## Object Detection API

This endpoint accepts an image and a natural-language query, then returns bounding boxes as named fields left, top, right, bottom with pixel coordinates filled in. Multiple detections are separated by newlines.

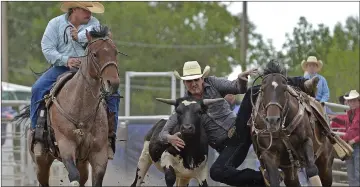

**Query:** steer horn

left=155, top=98, right=177, bottom=105
left=203, top=98, right=225, bottom=105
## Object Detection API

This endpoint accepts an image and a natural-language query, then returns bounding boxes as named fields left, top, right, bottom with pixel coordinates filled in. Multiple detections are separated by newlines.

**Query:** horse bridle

left=250, top=73, right=290, bottom=151
left=261, top=73, right=289, bottom=123
left=84, top=37, right=119, bottom=79
left=73, top=37, right=122, bottom=128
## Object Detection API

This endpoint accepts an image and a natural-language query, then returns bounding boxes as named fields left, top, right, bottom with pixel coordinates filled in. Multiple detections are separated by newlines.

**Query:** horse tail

left=12, top=105, right=31, bottom=125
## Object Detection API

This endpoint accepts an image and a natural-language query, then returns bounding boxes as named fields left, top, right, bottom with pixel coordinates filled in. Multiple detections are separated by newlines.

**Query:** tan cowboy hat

left=174, top=61, right=210, bottom=80
left=60, top=1, right=105, bottom=14
left=344, top=90, right=360, bottom=100
left=301, top=56, right=323, bottom=71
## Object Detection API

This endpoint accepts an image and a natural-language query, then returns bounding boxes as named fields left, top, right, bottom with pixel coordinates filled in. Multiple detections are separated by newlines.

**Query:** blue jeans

left=30, top=66, right=120, bottom=132
left=346, top=143, right=360, bottom=186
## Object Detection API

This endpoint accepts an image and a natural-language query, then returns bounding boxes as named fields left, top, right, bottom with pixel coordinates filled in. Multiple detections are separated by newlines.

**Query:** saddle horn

left=155, top=98, right=177, bottom=105
left=202, top=98, right=224, bottom=106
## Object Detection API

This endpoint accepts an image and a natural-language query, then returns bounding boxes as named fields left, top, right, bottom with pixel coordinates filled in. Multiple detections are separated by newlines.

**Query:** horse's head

left=156, top=97, right=224, bottom=138
left=260, top=60, right=289, bottom=131
left=83, top=25, right=123, bottom=94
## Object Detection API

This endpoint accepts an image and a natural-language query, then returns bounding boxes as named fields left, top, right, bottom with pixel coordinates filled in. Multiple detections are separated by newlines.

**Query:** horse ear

left=108, top=31, right=113, bottom=39
left=86, top=29, right=92, bottom=42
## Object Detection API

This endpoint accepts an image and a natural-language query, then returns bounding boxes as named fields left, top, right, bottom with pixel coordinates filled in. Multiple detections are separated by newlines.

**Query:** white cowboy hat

left=301, top=56, right=323, bottom=71
left=60, top=1, right=105, bottom=14
left=344, top=90, right=360, bottom=100
left=174, top=61, right=210, bottom=81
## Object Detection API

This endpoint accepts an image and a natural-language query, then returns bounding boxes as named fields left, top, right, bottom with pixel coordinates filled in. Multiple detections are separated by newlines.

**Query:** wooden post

left=2, top=1, right=9, bottom=82
left=240, top=1, right=248, bottom=72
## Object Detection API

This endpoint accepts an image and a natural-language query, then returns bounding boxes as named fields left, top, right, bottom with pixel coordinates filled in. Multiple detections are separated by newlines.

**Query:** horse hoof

left=70, top=181, right=80, bottom=186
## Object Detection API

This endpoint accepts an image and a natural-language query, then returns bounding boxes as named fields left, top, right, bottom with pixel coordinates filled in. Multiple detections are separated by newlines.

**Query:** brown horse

left=249, top=62, right=334, bottom=187
left=15, top=26, right=121, bottom=187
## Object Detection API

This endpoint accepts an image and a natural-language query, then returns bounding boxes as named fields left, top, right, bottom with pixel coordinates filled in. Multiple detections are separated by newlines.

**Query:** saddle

left=287, top=86, right=353, bottom=160
left=34, top=70, right=76, bottom=158
left=45, top=71, right=77, bottom=108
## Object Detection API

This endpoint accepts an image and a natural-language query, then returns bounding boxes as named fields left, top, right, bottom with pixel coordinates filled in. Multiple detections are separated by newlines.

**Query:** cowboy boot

left=107, top=111, right=116, bottom=160
left=304, top=76, right=319, bottom=97
left=33, top=103, right=47, bottom=156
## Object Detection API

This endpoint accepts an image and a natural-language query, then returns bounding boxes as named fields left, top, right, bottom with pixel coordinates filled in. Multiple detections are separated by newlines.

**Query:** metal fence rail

left=1, top=100, right=352, bottom=186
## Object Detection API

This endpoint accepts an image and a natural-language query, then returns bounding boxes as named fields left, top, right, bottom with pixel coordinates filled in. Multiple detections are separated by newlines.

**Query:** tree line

left=6, top=1, right=359, bottom=115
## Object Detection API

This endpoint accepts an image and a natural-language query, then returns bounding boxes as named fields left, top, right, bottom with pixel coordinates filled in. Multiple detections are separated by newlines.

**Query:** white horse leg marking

left=70, top=181, right=80, bottom=186
left=135, top=141, right=152, bottom=186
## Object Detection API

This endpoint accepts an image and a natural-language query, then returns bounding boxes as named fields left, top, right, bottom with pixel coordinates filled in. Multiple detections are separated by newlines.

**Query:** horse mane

left=263, top=59, right=286, bottom=76
left=89, top=25, right=109, bottom=39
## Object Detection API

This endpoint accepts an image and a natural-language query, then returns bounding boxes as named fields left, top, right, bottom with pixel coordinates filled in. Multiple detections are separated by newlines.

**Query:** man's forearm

left=158, top=114, right=178, bottom=143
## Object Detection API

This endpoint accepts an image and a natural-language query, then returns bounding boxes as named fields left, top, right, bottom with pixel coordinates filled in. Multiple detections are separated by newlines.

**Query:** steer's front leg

left=196, top=163, right=208, bottom=187
left=164, top=165, right=176, bottom=187
left=161, top=151, right=177, bottom=187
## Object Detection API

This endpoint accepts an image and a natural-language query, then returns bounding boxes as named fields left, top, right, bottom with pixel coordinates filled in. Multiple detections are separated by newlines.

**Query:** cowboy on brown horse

left=29, top=2, right=120, bottom=160
left=15, top=21, right=124, bottom=187
left=248, top=61, right=350, bottom=186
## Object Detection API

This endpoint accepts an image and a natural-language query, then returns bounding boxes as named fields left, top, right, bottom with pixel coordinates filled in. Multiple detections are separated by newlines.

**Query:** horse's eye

left=93, top=53, right=97, bottom=57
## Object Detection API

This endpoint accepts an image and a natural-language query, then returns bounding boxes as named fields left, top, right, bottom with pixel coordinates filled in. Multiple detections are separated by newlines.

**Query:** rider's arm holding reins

left=41, top=18, right=68, bottom=67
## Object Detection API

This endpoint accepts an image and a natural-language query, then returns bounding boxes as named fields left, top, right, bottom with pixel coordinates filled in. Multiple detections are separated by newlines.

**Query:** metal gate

left=1, top=100, right=351, bottom=186
left=1, top=101, right=70, bottom=186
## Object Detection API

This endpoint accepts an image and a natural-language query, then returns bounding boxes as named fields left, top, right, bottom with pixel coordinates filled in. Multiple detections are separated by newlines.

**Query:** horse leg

left=28, top=127, right=54, bottom=187
left=131, top=141, right=152, bottom=187
left=89, top=147, right=108, bottom=187
left=76, top=160, right=89, bottom=187
left=35, top=154, right=54, bottom=187
left=260, top=151, right=280, bottom=186
left=281, top=167, right=301, bottom=187
left=303, top=137, right=322, bottom=186
left=58, top=139, right=80, bottom=186
left=315, top=142, right=334, bottom=187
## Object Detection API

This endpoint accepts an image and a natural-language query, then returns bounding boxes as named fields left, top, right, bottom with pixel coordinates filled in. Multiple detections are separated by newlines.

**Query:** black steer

left=131, top=97, right=224, bottom=187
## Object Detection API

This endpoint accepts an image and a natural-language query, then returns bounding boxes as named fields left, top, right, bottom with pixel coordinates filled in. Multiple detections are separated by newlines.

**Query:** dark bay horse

left=14, top=26, right=121, bottom=187
left=250, top=62, right=334, bottom=187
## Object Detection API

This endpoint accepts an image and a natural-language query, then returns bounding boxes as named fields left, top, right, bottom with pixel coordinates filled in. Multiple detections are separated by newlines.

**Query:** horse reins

left=250, top=73, right=290, bottom=151
left=250, top=73, right=304, bottom=178
left=52, top=37, right=120, bottom=129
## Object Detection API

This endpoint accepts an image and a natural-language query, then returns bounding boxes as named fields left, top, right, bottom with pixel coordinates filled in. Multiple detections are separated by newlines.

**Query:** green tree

left=279, top=16, right=359, bottom=103
left=6, top=1, right=275, bottom=115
